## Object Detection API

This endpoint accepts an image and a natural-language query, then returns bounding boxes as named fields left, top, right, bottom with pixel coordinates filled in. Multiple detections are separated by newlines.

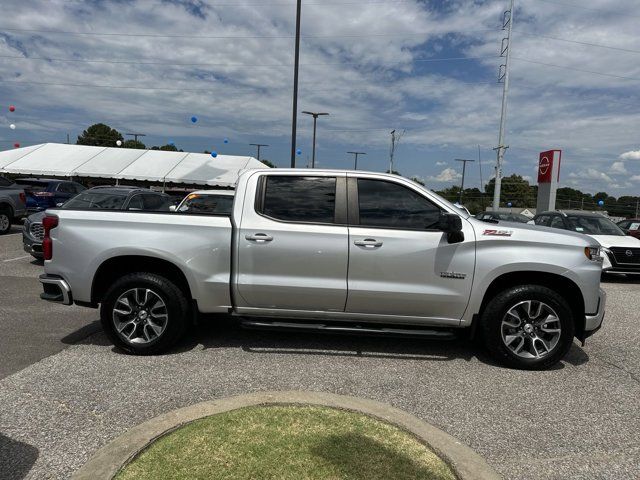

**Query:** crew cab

left=39, top=170, right=606, bottom=370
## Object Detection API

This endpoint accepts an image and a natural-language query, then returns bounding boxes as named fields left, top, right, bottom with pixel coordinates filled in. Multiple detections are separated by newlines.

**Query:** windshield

left=177, top=194, right=234, bottom=214
left=566, top=215, right=625, bottom=236
left=62, top=192, right=127, bottom=210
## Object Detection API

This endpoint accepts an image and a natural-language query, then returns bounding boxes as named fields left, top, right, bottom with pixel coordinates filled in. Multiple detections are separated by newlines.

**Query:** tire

left=0, top=206, right=12, bottom=235
left=481, top=285, right=575, bottom=370
left=100, top=272, right=189, bottom=355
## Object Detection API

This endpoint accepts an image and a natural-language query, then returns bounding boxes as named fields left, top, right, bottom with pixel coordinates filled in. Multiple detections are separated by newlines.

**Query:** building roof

left=0, top=143, right=267, bottom=187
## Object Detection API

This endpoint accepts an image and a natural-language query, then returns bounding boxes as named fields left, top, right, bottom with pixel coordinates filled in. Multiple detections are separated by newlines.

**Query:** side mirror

left=438, top=212, right=462, bottom=233
left=169, top=205, right=176, bottom=212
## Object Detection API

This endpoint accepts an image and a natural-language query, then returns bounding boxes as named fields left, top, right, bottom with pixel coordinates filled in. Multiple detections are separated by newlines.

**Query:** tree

left=151, top=144, right=182, bottom=152
left=122, top=139, right=146, bottom=149
left=261, top=160, right=276, bottom=168
left=484, top=174, right=535, bottom=207
left=76, top=123, right=123, bottom=147
left=410, top=176, right=425, bottom=186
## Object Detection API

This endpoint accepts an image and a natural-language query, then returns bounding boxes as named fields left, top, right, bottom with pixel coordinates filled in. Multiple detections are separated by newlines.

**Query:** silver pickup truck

left=39, top=169, right=606, bottom=370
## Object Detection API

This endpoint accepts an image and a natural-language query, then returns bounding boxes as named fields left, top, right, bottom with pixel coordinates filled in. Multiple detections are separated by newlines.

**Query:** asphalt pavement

left=0, top=231, right=638, bottom=480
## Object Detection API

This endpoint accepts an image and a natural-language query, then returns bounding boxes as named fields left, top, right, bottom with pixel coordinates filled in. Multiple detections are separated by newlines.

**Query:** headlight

left=584, top=246, right=602, bottom=261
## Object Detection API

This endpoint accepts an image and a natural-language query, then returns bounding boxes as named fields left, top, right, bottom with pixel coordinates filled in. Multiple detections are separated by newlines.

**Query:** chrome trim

left=39, top=275, right=72, bottom=305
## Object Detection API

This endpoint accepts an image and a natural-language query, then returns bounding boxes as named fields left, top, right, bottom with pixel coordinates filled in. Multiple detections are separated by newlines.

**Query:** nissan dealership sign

left=536, top=149, right=562, bottom=212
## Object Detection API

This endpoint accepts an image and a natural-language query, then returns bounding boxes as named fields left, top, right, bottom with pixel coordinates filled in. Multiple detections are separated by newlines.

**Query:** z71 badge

left=482, top=229, right=513, bottom=237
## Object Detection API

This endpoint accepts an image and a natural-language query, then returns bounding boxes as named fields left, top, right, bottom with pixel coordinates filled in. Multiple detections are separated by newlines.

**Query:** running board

left=240, top=320, right=458, bottom=340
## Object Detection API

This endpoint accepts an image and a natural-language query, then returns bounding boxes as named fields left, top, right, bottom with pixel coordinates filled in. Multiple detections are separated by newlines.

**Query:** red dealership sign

left=538, top=150, right=561, bottom=183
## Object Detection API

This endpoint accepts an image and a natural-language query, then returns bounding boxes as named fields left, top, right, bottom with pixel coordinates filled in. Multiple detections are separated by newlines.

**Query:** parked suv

left=533, top=210, right=640, bottom=275
left=0, top=175, right=27, bottom=235
left=617, top=219, right=640, bottom=240
left=476, top=211, right=531, bottom=223
left=23, top=186, right=171, bottom=258
left=15, top=178, right=85, bottom=213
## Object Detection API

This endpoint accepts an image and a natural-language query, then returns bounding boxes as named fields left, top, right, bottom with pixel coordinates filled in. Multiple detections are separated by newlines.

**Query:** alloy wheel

left=112, top=288, right=168, bottom=345
left=501, top=300, right=561, bottom=359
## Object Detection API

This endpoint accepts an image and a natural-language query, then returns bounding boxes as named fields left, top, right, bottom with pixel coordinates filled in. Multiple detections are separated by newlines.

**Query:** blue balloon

left=507, top=202, right=512, bottom=207
left=211, top=151, right=218, bottom=158
left=598, top=200, right=604, bottom=206
left=223, top=138, right=229, bottom=144
left=168, top=141, right=175, bottom=146
left=191, top=116, right=198, bottom=123
left=296, top=149, right=302, bottom=155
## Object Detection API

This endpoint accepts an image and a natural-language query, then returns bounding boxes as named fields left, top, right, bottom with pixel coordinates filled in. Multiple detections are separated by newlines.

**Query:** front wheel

left=0, top=207, right=11, bottom=235
left=100, top=272, right=189, bottom=355
left=481, top=285, right=575, bottom=370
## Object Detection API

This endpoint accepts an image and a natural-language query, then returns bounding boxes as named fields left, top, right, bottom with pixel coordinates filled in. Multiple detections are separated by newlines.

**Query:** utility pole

left=249, top=143, right=269, bottom=161
left=636, top=198, right=639, bottom=218
left=126, top=132, right=146, bottom=144
left=389, top=129, right=405, bottom=173
left=302, top=111, right=329, bottom=168
left=290, top=0, right=302, bottom=168
left=455, top=159, right=475, bottom=205
left=478, top=145, right=485, bottom=211
left=493, top=0, right=515, bottom=210
left=66, top=133, right=70, bottom=144
left=347, top=151, right=366, bottom=170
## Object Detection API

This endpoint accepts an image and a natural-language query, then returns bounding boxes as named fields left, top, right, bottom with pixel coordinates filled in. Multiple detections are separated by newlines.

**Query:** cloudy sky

left=1, top=0, right=639, bottom=196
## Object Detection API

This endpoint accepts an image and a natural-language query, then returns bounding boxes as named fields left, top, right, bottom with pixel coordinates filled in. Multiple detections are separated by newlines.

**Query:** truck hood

left=470, top=219, right=595, bottom=247
left=587, top=234, right=640, bottom=248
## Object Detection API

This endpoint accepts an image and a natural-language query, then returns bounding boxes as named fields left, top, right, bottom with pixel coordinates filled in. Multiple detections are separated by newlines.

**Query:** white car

left=171, top=189, right=234, bottom=215
left=533, top=210, right=640, bottom=275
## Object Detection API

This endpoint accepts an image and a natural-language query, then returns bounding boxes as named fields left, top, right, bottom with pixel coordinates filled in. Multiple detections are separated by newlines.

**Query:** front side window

left=261, top=176, right=336, bottom=223
left=550, top=216, right=565, bottom=229
left=141, top=194, right=170, bottom=211
left=535, top=215, right=551, bottom=226
left=357, top=179, right=441, bottom=230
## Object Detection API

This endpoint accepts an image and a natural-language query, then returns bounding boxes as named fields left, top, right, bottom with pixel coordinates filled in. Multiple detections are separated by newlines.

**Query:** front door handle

left=354, top=238, right=383, bottom=248
left=245, top=233, right=273, bottom=242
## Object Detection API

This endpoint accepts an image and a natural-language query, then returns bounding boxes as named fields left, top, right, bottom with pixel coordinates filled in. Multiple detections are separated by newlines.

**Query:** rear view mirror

left=438, top=212, right=462, bottom=233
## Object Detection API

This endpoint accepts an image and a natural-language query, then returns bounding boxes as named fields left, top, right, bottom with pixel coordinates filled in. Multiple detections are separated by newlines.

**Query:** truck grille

left=610, top=247, right=640, bottom=265
left=29, top=222, right=45, bottom=241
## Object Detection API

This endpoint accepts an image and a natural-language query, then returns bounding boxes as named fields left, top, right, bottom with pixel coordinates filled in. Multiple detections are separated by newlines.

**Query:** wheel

left=0, top=207, right=11, bottom=235
left=481, top=285, right=575, bottom=370
left=100, top=272, right=189, bottom=355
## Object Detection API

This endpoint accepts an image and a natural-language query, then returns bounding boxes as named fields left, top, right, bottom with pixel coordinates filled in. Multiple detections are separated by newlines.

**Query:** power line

left=515, top=31, right=640, bottom=55
left=512, top=57, right=640, bottom=81
left=532, top=0, right=640, bottom=19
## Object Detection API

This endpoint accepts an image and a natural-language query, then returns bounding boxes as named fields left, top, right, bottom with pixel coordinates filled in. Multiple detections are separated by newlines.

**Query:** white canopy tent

left=0, top=143, right=267, bottom=187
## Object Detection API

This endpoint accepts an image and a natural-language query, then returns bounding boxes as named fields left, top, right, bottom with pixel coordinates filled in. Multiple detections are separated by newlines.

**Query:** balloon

left=191, top=116, right=198, bottom=123
left=168, top=141, right=175, bottom=146
left=223, top=138, right=229, bottom=144
left=9, top=124, right=15, bottom=130
left=296, top=149, right=302, bottom=155
left=13, top=143, right=20, bottom=148
left=8, top=105, right=15, bottom=112
left=116, top=140, right=122, bottom=146
left=211, top=151, right=218, bottom=158
left=507, top=202, right=512, bottom=207
left=598, top=200, right=604, bottom=206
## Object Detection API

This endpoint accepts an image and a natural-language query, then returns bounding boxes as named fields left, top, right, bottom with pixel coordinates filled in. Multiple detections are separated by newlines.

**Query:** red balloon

left=9, top=105, right=15, bottom=112
left=14, top=143, right=20, bottom=148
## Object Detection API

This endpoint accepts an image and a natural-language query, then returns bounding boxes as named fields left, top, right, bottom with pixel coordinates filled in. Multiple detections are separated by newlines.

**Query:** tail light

left=19, top=192, right=26, bottom=204
left=42, top=215, right=59, bottom=260
left=32, top=191, right=55, bottom=197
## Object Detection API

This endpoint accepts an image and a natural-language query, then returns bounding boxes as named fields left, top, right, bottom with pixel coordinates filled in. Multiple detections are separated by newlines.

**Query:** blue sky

left=1, top=0, right=639, bottom=196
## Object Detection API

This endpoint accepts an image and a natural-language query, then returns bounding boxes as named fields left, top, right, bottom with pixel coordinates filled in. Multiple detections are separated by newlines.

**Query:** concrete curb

left=72, top=391, right=501, bottom=480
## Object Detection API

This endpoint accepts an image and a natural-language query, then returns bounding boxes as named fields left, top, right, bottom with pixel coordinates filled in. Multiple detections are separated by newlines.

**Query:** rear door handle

left=245, top=233, right=273, bottom=242
left=354, top=238, right=383, bottom=248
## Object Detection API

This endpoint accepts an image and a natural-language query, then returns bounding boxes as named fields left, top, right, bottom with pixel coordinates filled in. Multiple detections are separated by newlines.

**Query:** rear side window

left=550, top=216, right=565, bottom=229
left=63, top=192, right=127, bottom=210
left=141, top=194, right=170, bottom=211
left=261, top=176, right=336, bottom=223
left=56, top=183, right=77, bottom=194
left=357, top=179, right=441, bottom=230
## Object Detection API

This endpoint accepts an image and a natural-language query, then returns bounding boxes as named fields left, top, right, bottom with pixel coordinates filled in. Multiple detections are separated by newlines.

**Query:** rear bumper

left=39, top=274, right=72, bottom=305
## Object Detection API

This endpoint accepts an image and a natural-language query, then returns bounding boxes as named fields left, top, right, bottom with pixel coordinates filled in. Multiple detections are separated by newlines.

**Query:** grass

left=115, top=405, right=456, bottom=480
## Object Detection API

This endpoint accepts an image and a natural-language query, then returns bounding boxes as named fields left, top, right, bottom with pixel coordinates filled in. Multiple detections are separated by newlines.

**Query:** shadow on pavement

left=60, top=320, right=101, bottom=345
left=0, top=433, right=39, bottom=480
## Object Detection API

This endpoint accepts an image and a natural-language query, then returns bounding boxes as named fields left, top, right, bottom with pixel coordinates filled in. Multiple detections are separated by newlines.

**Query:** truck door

left=235, top=173, right=349, bottom=312
left=345, top=176, right=475, bottom=322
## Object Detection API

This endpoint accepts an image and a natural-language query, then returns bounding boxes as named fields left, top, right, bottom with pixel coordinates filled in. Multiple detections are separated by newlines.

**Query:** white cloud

left=569, top=168, right=613, bottom=183
left=428, top=168, right=461, bottom=183
left=631, top=175, right=640, bottom=181
left=620, top=150, right=640, bottom=161
left=611, top=161, right=628, bottom=174
left=435, top=161, right=447, bottom=166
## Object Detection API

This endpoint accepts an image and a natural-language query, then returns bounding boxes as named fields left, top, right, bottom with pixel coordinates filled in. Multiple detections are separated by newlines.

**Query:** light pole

left=290, top=0, right=302, bottom=168
left=249, top=143, right=269, bottom=161
left=347, top=151, right=366, bottom=170
left=302, top=111, right=329, bottom=168
left=455, top=158, right=475, bottom=205
left=126, top=132, right=146, bottom=144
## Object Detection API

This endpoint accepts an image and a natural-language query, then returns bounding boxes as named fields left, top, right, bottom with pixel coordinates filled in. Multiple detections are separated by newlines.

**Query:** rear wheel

left=0, top=206, right=12, bottom=235
left=481, top=285, right=575, bottom=370
left=100, top=272, right=189, bottom=355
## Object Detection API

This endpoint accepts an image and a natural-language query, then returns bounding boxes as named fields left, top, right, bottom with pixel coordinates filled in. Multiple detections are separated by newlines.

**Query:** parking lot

left=0, top=230, right=639, bottom=480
